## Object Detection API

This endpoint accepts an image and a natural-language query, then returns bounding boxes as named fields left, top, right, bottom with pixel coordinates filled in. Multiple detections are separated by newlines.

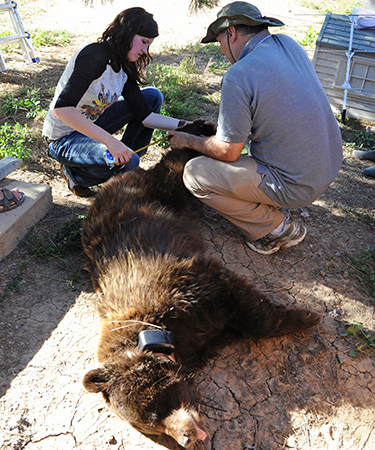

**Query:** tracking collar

left=138, top=329, right=175, bottom=356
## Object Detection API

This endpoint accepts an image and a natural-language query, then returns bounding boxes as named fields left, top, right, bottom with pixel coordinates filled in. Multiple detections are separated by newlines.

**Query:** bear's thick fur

left=82, top=120, right=321, bottom=449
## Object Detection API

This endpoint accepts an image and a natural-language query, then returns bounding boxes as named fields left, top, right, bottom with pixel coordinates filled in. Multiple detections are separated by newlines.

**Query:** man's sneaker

left=246, top=216, right=307, bottom=255
left=362, top=166, right=375, bottom=178
left=353, top=149, right=375, bottom=162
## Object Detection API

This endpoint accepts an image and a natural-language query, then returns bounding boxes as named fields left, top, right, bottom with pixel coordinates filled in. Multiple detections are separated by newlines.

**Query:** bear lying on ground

left=81, top=120, right=321, bottom=449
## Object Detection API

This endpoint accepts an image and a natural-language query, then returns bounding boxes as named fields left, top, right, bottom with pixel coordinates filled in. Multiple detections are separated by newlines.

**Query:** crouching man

left=169, top=1, right=342, bottom=255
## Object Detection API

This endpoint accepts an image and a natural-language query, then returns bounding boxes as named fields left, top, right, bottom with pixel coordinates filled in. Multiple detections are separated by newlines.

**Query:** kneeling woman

left=43, top=7, right=184, bottom=197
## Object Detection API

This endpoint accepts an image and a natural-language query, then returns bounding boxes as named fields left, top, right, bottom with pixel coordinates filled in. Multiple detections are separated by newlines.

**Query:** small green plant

left=24, top=216, right=84, bottom=261
left=339, top=206, right=375, bottom=226
left=297, top=27, right=320, bottom=48
left=147, top=62, right=208, bottom=119
left=0, top=31, right=18, bottom=53
left=159, top=41, right=229, bottom=75
left=341, top=321, right=375, bottom=357
left=30, top=28, right=71, bottom=47
left=202, top=43, right=230, bottom=74
left=346, top=248, right=375, bottom=300
left=1, top=218, right=84, bottom=302
left=0, top=123, right=32, bottom=160
left=0, top=29, right=70, bottom=53
left=1, top=88, right=42, bottom=119
left=300, top=0, right=361, bottom=14
left=353, top=130, right=375, bottom=150
left=208, top=58, right=231, bottom=74
left=0, top=261, right=28, bottom=305
left=179, top=56, right=199, bottom=75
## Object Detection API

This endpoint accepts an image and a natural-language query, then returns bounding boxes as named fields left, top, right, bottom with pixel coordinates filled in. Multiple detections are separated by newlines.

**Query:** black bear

left=82, top=121, right=321, bottom=449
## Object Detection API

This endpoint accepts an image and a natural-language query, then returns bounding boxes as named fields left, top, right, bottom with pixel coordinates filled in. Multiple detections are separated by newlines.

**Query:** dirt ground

left=0, top=1, right=375, bottom=449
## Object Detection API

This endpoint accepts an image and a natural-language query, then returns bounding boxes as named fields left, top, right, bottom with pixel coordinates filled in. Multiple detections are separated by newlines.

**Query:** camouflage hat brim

left=201, top=2, right=284, bottom=43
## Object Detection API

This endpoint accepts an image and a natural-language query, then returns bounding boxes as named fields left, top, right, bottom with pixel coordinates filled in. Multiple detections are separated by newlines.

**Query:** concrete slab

left=0, top=156, right=23, bottom=181
left=0, top=179, right=52, bottom=261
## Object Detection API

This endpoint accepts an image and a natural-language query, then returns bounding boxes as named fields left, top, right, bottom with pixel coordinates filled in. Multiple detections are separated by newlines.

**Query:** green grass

left=346, top=248, right=375, bottom=301
left=146, top=43, right=226, bottom=137
left=1, top=88, right=42, bottom=119
left=0, top=31, right=18, bottom=53
left=193, top=42, right=230, bottom=75
left=0, top=29, right=70, bottom=52
left=24, top=216, right=84, bottom=261
left=0, top=88, right=43, bottom=160
left=20, top=217, right=86, bottom=291
left=0, top=217, right=84, bottom=304
left=146, top=51, right=220, bottom=143
left=300, top=0, right=362, bottom=14
left=339, top=206, right=374, bottom=227
left=30, top=28, right=71, bottom=47
left=147, top=61, right=210, bottom=120
left=0, top=122, right=32, bottom=160
left=341, top=124, right=375, bottom=161
left=0, top=261, right=28, bottom=306
left=297, top=26, right=320, bottom=48
left=340, top=247, right=375, bottom=355
left=158, top=41, right=230, bottom=75
left=352, top=130, right=375, bottom=150
left=207, top=58, right=231, bottom=74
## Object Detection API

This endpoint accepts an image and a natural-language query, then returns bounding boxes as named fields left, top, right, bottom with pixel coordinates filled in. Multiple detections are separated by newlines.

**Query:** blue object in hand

left=103, top=150, right=115, bottom=167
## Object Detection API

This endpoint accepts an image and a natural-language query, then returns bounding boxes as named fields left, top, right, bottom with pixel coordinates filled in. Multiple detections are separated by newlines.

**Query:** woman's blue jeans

left=48, top=87, right=163, bottom=187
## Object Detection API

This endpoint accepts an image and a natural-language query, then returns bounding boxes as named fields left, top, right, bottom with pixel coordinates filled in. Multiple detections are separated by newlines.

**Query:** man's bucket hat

left=201, top=1, right=284, bottom=43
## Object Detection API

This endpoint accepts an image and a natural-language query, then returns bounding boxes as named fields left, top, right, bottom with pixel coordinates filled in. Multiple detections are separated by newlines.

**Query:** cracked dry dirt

left=0, top=1, right=375, bottom=449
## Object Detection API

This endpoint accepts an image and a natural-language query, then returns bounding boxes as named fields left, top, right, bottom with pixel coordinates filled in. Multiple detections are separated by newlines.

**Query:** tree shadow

left=0, top=201, right=92, bottom=398
left=0, top=56, right=66, bottom=88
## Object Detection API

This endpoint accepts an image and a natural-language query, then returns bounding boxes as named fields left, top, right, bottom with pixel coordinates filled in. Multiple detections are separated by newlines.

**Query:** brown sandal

left=0, top=188, right=25, bottom=212
left=60, top=165, right=96, bottom=198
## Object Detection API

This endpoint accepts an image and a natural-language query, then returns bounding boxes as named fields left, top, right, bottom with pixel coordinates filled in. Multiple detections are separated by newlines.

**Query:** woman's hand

left=106, top=140, right=134, bottom=165
left=54, top=106, right=135, bottom=165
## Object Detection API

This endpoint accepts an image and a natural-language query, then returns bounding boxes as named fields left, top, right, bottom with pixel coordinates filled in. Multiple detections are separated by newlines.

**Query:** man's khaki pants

left=183, top=155, right=285, bottom=241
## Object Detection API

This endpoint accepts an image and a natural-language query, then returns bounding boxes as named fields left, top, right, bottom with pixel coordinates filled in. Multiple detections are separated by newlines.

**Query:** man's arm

left=168, top=130, right=244, bottom=162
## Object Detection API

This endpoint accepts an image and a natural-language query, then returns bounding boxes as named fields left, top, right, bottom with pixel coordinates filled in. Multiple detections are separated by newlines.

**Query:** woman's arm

left=54, top=107, right=134, bottom=165
left=142, top=112, right=181, bottom=130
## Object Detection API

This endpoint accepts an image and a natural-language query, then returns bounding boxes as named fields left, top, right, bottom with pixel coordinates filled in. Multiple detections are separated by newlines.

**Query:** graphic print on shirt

left=81, top=82, right=119, bottom=121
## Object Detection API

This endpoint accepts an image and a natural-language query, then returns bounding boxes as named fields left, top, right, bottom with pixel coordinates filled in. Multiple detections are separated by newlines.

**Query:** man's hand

left=168, top=130, right=192, bottom=150
left=169, top=128, right=245, bottom=162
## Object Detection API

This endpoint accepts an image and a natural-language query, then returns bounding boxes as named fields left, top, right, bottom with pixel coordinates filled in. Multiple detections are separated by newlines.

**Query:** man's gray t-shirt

left=217, top=30, right=343, bottom=208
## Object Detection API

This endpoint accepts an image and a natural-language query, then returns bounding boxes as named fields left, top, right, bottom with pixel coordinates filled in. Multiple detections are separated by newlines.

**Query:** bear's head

left=83, top=350, right=207, bottom=448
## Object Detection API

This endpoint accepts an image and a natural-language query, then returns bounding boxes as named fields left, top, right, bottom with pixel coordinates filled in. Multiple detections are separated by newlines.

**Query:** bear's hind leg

left=227, top=276, right=321, bottom=339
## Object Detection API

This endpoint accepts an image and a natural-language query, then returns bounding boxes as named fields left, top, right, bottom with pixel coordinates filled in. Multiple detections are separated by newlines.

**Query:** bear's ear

left=83, top=368, right=111, bottom=393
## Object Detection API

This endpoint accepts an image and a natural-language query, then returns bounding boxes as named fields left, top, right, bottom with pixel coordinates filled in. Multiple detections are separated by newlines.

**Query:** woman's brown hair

left=100, top=7, right=158, bottom=84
